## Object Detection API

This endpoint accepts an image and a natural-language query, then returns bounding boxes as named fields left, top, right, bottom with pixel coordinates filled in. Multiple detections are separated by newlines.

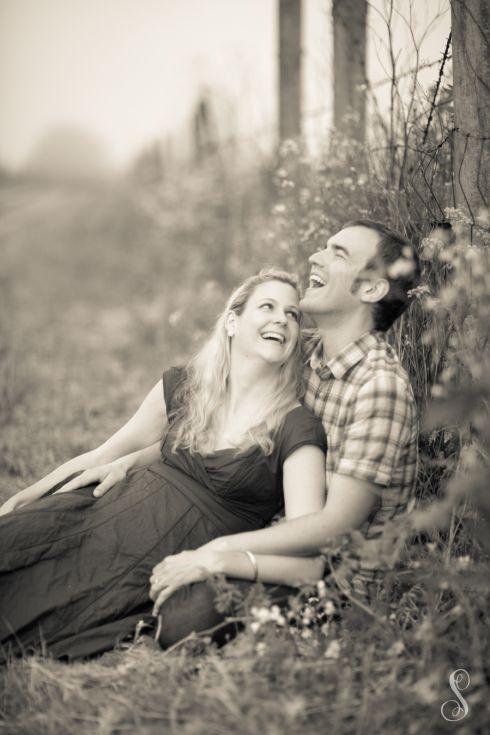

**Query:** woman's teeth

left=261, top=332, right=285, bottom=343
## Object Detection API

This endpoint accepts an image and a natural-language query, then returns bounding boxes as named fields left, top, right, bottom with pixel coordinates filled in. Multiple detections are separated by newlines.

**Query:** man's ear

left=359, top=278, right=390, bottom=304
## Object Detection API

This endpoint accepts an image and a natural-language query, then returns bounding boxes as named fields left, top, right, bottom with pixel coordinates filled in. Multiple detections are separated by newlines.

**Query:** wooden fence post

left=278, top=0, right=302, bottom=141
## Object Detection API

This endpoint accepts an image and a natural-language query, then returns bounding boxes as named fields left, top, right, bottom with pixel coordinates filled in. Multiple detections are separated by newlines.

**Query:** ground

left=0, top=177, right=487, bottom=735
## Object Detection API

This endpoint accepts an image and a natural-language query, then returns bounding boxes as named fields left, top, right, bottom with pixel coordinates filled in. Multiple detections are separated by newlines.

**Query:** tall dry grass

left=1, top=117, right=489, bottom=732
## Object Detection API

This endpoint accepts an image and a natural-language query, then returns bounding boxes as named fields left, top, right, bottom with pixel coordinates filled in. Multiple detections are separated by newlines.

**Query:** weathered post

left=332, top=0, right=367, bottom=141
left=278, top=0, right=302, bottom=140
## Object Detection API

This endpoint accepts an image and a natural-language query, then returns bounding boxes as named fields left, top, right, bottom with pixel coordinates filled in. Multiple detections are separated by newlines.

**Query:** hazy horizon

left=0, top=0, right=449, bottom=174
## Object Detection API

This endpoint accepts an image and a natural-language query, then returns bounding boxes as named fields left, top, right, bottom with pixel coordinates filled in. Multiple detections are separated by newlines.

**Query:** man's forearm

left=209, top=474, right=378, bottom=556
left=212, top=513, right=336, bottom=556
left=214, top=551, right=325, bottom=586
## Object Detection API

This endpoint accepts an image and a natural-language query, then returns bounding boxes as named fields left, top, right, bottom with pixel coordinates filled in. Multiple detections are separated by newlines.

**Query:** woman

left=0, top=269, right=326, bottom=660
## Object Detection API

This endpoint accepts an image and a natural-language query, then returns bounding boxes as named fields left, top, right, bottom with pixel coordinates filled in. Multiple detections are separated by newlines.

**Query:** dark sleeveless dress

left=0, top=368, right=326, bottom=661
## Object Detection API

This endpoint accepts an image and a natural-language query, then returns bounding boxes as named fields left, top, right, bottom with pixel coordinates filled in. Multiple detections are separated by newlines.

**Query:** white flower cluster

left=249, top=604, right=287, bottom=633
left=248, top=581, right=337, bottom=638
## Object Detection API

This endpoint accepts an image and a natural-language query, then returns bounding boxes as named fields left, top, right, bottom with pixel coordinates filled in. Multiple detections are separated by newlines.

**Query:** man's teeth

left=262, top=332, right=285, bottom=343
left=309, top=274, right=327, bottom=289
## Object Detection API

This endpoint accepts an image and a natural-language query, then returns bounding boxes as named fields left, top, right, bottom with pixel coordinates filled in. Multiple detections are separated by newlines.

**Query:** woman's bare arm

left=0, top=379, right=168, bottom=514
left=149, top=444, right=328, bottom=606
left=209, top=444, right=327, bottom=582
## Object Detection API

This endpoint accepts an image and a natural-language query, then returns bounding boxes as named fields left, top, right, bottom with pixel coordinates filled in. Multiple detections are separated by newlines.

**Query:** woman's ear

left=225, top=313, right=236, bottom=337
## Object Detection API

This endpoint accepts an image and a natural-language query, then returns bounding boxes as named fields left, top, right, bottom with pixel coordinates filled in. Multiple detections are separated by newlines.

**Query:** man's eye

left=287, top=311, right=299, bottom=321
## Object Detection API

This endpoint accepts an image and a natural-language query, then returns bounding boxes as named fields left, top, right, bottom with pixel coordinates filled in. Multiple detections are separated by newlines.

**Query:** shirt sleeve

left=277, top=407, right=327, bottom=467
left=336, top=372, right=415, bottom=486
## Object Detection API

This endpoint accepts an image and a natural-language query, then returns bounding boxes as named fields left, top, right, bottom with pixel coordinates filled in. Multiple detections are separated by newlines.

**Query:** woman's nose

left=273, top=311, right=287, bottom=325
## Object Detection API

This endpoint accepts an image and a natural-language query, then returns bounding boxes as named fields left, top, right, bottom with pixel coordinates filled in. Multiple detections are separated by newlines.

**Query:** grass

left=0, top=169, right=489, bottom=734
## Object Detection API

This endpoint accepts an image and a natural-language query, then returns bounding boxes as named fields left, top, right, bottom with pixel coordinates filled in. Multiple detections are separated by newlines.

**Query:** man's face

left=300, top=225, right=381, bottom=317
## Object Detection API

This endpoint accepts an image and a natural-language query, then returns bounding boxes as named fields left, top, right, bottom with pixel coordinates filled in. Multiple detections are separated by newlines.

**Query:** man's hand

left=53, top=460, right=129, bottom=498
left=149, top=549, right=223, bottom=616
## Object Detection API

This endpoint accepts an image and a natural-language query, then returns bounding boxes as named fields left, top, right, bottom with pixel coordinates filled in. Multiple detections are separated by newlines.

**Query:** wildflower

left=324, top=639, right=341, bottom=659
left=449, top=604, right=463, bottom=617
left=387, top=640, right=405, bottom=657
left=324, top=600, right=335, bottom=616
left=387, top=257, right=416, bottom=279
left=475, top=207, right=489, bottom=227
left=280, top=139, right=299, bottom=156
left=316, top=580, right=327, bottom=598
left=407, top=284, right=431, bottom=300
left=431, top=384, right=444, bottom=398
left=273, top=203, right=287, bottom=214
left=256, top=641, right=267, bottom=656
left=250, top=621, right=261, bottom=634
left=456, top=555, right=471, bottom=568
left=168, top=310, right=182, bottom=327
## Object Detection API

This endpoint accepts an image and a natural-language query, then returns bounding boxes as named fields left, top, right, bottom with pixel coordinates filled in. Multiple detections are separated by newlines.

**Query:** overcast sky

left=0, top=0, right=450, bottom=171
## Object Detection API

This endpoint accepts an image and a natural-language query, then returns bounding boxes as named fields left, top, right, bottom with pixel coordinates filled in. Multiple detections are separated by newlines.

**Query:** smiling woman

left=0, top=268, right=327, bottom=661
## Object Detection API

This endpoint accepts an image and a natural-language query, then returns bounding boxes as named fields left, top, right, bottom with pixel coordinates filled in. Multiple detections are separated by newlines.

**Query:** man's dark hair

left=344, top=219, right=421, bottom=331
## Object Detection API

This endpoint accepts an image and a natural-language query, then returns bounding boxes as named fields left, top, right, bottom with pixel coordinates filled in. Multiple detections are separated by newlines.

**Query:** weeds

left=1, top=101, right=489, bottom=735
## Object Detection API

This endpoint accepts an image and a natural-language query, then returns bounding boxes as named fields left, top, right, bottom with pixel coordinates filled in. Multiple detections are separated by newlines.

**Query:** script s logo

left=440, top=669, right=470, bottom=722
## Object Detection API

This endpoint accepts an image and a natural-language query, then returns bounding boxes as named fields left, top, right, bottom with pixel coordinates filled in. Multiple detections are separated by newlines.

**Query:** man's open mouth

left=261, top=331, right=286, bottom=344
left=309, top=274, right=328, bottom=289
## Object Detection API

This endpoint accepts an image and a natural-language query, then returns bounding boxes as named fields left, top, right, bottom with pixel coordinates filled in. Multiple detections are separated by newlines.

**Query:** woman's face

left=230, top=280, right=301, bottom=365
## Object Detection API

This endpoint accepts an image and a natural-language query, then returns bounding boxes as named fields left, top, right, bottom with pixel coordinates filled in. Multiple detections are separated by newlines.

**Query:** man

left=151, top=220, right=420, bottom=643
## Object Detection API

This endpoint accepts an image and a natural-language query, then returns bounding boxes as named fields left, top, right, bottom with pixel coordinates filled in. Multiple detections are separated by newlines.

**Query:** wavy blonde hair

left=170, top=269, right=304, bottom=455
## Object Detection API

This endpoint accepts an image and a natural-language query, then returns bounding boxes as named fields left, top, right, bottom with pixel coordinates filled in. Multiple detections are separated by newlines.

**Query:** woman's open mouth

left=261, top=331, right=286, bottom=344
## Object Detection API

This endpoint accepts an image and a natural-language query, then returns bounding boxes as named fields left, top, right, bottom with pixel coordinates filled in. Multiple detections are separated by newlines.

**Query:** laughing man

left=150, top=220, right=421, bottom=643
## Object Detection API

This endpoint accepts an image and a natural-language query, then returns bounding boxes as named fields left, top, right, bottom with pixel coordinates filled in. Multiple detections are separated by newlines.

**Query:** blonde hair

left=171, top=269, right=303, bottom=455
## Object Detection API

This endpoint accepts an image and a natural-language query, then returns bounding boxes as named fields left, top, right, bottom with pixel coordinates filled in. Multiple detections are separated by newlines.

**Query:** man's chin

left=299, top=296, right=327, bottom=315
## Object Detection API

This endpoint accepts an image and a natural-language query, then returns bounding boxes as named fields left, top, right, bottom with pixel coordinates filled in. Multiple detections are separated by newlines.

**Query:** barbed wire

left=423, top=33, right=452, bottom=144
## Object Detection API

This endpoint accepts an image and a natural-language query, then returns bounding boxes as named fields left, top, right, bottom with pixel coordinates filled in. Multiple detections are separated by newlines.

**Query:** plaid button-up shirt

left=302, top=330, right=418, bottom=597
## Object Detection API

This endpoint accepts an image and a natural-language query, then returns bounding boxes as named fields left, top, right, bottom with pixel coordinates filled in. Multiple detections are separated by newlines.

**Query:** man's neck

left=312, top=312, right=374, bottom=362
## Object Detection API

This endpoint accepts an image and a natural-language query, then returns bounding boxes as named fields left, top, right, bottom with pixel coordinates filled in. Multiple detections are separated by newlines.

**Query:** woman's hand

left=53, top=459, right=129, bottom=498
left=149, top=549, right=223, bottom=616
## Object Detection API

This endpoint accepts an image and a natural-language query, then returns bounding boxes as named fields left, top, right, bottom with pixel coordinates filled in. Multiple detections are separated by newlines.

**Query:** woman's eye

left=260, top=303, right=273, bottom=310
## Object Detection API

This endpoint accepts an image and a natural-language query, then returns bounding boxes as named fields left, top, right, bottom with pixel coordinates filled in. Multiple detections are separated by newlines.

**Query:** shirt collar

left=309, top=330, right=380, bottom=380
